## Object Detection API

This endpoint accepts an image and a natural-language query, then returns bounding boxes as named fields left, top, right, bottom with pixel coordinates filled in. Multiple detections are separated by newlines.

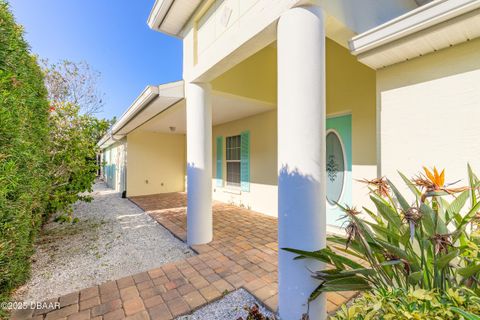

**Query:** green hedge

left=0, top=0, right=51, bottom=312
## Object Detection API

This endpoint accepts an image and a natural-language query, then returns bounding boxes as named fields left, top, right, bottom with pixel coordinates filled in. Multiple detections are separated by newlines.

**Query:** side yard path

left=12, top=182, right=193, bottom=307
left=13, top=191, right=358, bottom=320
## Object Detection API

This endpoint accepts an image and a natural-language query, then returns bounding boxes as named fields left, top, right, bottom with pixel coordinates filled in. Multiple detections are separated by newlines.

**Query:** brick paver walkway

left=13, top=193, right=356, bottom=320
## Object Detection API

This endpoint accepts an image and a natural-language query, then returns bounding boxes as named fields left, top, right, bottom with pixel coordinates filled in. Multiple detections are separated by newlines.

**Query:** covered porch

left=128, top=192, right=358, bottom=314
left=179, top=6, right=377, bottom=319
left=100, top=3, right=378, bottom=318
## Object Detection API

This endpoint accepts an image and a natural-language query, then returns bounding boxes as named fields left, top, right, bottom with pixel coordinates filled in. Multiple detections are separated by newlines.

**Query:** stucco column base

left=186, top=82, right=213, bottom=245
left=277, top=6, right=327, bottom=320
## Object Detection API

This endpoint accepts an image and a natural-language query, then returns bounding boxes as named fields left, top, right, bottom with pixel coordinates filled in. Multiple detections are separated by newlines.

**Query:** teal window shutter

left=240, top=131, right=250, bottom=192
left=216, top=136, right=223, bottom=187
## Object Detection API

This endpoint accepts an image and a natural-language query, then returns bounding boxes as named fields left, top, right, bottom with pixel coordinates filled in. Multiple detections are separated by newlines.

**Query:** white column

left=186, top=82, right=213, bottom=245
left=277, top=6, right=326, bottom=320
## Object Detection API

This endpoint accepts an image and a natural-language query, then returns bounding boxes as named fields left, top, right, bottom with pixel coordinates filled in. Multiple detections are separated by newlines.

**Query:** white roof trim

left=147, top=0, right=176, bottom=35
left=110, top=86, right=159, bottom=135
left=98, top=81, right=184, bottom=149
left=148, top=0, right=203, bottom=38
left=350, top=0, right=480, bottom=55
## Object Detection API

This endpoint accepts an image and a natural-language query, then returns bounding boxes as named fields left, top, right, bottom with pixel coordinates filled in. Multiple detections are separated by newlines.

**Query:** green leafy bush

left=0, top=3, right=110, bottom=316
left=0, top=0, right=50, bottom=314
left=47, top=103, right=109, bottom=221
left=284, top=165, right=480, bottom=318
left=332, top=287, right=480, bottom=320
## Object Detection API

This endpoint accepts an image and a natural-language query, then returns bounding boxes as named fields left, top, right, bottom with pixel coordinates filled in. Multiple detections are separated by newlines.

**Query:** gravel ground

left=177, top=289, right=276, bottom=320
left=13, top=181, right=194, bottom=303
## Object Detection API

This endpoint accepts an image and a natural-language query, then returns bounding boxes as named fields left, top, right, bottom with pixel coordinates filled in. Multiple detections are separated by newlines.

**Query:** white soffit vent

left=350, top=0, right=480, bottom=69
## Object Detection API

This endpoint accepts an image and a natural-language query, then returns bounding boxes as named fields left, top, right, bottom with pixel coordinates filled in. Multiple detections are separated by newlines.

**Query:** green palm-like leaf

left=364, top=222, right=400, bottom=242
left=446, top=190, right=469, bottom=224
left=407, top=271, right=423, bottom=284
left=388, top=178, right=410, bottom=212
left=281, top=247, right=331, bottom=263
left=323, top=250, right=364, bottom=270
left=419, top=203, right=436, bottom=236
left=451, top=307, right=480, bottom=320
left=458, top=263, right=480, bottom=278
left=363, top=207, right=384, bottom=225
left=452, top=201, right=480, bottom=243
left=468, top=163, right=478, bottom=208
left=370, top=194, right=402, bottom=229
left=398, top=171, right=422, bottom=201
left=436, top=249, right=459, bottom=269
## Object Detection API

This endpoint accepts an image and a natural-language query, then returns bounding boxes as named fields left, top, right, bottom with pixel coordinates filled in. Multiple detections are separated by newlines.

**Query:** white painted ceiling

left=138, top=91, right=275, bottom=134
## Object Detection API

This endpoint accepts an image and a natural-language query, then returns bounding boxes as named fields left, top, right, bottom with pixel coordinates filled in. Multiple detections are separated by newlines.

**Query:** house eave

left=350, top=0, right=480, bottom=69
left=147, top=0, right=203, bottom=38
left=110, top=85, right=159, bottom=135
left=98, top=81, right=185, bottom=150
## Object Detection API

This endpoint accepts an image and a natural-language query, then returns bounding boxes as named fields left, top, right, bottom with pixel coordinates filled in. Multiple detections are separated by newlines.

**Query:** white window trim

left=225, top=135, right=242, bottom=189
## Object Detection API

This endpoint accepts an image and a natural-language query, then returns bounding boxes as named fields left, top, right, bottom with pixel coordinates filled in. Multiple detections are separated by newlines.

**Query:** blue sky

left=9, top=0, right=183, bottom=120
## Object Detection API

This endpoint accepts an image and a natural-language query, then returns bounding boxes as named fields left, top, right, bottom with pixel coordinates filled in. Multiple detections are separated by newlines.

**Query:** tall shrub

left=40, top=59, right=111, bottom=220
left=47, top=103, right=109, bottom=219
left=0, top=0, right=50, bottom=311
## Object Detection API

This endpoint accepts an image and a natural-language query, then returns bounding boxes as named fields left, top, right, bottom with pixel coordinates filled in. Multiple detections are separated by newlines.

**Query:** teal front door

left=326, top=114, right=352, bottom=226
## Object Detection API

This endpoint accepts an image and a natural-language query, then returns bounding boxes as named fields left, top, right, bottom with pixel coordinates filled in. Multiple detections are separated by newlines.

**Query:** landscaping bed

left=177, top=289, right=275, bottom=320
left=13, top=182, right=194, bottom=303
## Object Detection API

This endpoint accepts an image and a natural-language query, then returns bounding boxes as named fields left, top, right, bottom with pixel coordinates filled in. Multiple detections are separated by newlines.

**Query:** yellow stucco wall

left=326, top=39, right=377, bottom=208
left=378, top=37, right=480, bottom=195
left=212, top=110, right=278, bottom=216
left=210, top=39, right=377, bottom=215
left=126, top=130, right=186, bottom=197
left=326, top=39, right=376, bottom=165
left=211, top=44, right=277, bottom=104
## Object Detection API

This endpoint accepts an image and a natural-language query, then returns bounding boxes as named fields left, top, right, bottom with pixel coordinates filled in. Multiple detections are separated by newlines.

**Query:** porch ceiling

left=138, top=91, right=275, bottom=134
left=113, top=81, right=184, bottom=137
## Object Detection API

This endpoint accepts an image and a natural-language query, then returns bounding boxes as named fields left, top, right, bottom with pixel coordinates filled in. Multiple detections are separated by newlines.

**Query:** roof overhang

left=147, top=0, right=203, bottom=37
left=350, top=0, right=480, bottom=69
left=98, top=81, right=184, bottom=149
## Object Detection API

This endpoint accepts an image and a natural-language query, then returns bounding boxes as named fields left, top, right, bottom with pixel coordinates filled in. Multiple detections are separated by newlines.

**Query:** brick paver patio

left=13, top=193, right=357, bottom=320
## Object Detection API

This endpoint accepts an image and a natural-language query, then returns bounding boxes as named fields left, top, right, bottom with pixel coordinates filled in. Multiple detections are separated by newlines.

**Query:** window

left=226, top=135, right=241, bottom=187
left=326, top=131, right=345, bottom=205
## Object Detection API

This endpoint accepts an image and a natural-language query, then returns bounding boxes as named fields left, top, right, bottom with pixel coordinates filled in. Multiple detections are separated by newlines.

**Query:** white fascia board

left=110, top=85, right=160, bottom=135
left=350, top=0, right=480, bottom=55
left=148, top=0, right=174, bottom=31
left=98, top=136, right=114, bottom=150
left=97, top=85, right=159, bottom=148
left=97, top=134, right=111, bottom=148
left=113, top=81, right=184, bottom=136
left=97, top=81, right=185, bottom=149
left=158, top=80, right=185, bottom=98
left=147, top=0, right=197, bottom=38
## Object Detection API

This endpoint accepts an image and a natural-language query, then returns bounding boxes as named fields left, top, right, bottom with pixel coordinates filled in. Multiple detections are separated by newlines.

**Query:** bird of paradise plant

left=414, top=166, right=469, bottom=202
left=283, top=165, right=480, bottom=305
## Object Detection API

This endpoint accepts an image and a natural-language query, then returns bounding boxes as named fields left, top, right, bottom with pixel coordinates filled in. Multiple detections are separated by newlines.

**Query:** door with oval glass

left=326, top=114, right=352, bottom=226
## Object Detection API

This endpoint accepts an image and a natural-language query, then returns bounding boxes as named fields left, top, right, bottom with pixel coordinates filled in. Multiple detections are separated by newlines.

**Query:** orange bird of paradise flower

left=413, top=167, right=468, bottom=202
left=424, top=167, right=445, bottom=189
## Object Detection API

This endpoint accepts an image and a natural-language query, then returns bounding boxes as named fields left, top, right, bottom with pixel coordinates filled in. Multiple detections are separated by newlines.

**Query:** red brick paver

left=14, top=193, right=357, bottom=320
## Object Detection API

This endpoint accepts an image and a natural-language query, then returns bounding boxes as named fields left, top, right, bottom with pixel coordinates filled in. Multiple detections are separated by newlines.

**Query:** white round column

left=186, top=82, right=213, bottom=245
left=277, top=6, right=327, bottom=320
